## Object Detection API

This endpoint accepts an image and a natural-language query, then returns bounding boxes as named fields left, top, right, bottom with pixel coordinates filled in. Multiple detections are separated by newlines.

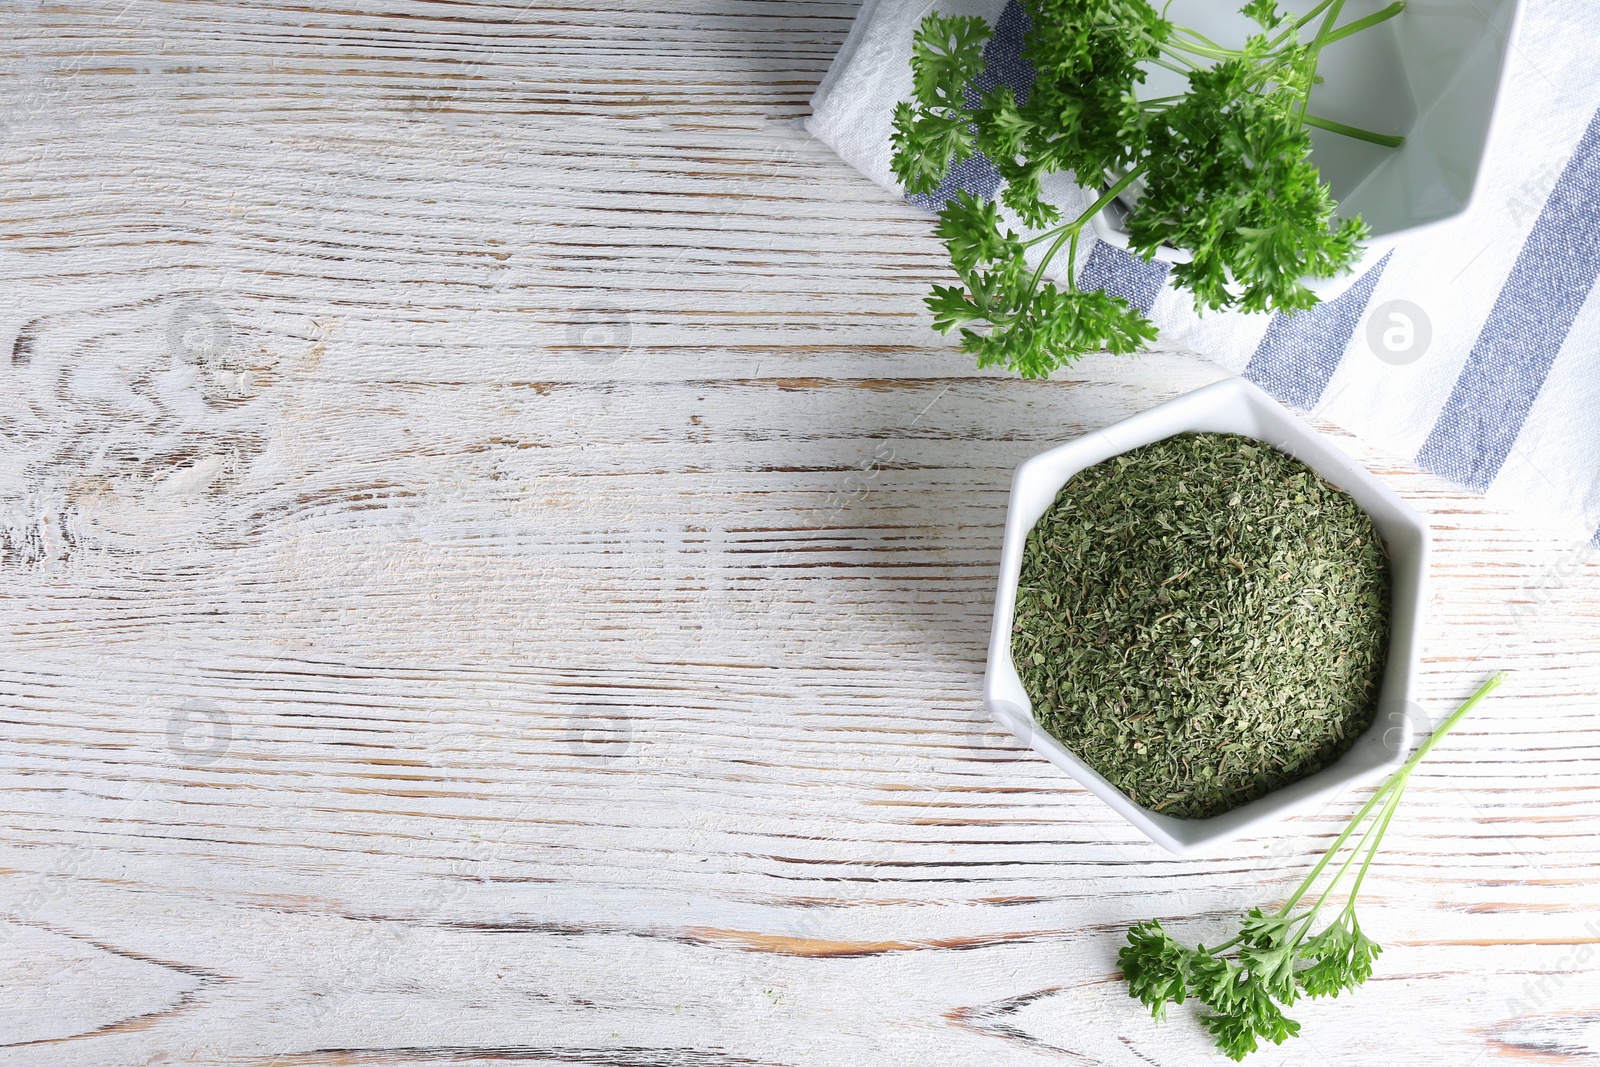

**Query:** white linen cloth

left=807, top=0, right=1600, bottom=545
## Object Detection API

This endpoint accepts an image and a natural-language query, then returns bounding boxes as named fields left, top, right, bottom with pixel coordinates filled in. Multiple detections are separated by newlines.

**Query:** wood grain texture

left=1, top=2, right=1598, bottom=1065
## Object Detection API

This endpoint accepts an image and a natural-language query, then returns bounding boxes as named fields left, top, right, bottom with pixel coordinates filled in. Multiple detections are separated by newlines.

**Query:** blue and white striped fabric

left=808, top=0, right=1600, bottom=544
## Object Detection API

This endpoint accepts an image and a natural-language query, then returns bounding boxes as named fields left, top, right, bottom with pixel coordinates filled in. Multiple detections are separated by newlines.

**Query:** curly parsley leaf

left=1131, top=56, right=1370, bottom=315
left=1202, top=985, right=1302, bottom=1062
left=1119, top=920, right=1194, bottom=1020
left=1241, top=0, right=1285, bottom=30
left=924, top=191, right=1157, bottom=378
left=909, top=13, right=991, bottom=107
left=889, top=15, right=992, bottom=195
left=1298, top=912, right=1383, bottom=998
left=959, top=282, right=1158, bottom=379
left=889, top=0, right=1406, bottom=376
left=1116, top=674, right=1506, bottom=1059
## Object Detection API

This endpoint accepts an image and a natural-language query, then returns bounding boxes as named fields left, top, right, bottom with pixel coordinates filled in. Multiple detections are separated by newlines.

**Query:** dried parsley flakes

left=1012, top=432, right=1391, bottom=820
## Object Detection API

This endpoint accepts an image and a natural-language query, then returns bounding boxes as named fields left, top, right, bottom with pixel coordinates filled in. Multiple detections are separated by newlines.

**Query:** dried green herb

left=1012, top=432, right=1390, bottom=818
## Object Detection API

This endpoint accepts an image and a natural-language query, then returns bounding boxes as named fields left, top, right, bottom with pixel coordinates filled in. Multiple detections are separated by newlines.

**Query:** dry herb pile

left=1012, top=432, right=1390, bottom=818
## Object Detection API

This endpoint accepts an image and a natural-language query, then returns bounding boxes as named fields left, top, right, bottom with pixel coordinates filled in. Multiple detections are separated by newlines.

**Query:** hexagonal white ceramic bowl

left=983, top=377, right=1429, bottom=856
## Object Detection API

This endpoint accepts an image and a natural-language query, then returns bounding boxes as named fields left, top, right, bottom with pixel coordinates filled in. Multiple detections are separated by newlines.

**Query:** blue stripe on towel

left=905, top=0, right=1033, bottom=213
left=969, top=0, right=1033, bottom=102
left=1592, top=525, right=1600, bottom=549
left=1078, top=242, right=1170, bottom=313
left=1242, top=252, right=1392, bottom=411
left=1415, top=107, right=1600, bottom=493
left=905, top=156, right=1002, bottom=212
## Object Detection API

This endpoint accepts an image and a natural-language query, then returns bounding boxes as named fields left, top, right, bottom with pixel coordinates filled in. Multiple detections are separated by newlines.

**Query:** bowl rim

left=982, top=376, right=1431, bottom=856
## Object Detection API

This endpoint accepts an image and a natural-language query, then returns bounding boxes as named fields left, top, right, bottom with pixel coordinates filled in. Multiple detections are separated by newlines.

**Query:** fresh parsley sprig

left=1119, top=672, right=1506, bottom=1061
left=890, top=0, right=1406, bottom=377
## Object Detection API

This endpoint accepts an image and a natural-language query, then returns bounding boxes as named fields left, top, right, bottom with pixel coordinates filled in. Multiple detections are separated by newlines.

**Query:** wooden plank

left=1, top=2, right=1597, bottom=1064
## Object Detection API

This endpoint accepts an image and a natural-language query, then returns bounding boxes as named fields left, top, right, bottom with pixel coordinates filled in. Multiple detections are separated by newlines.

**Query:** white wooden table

left=3, top=3, right=1598, bottom=1064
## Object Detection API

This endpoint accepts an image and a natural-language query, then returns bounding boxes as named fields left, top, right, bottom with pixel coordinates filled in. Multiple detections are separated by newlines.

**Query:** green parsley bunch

left=890, top=0, right=1405, bottom=378
left=1119, top=672, right=1504, bottom=1060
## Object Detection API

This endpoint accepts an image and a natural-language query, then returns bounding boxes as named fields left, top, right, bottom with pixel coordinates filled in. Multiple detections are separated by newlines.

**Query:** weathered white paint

left=0, top=2, right=1597, bottom=1065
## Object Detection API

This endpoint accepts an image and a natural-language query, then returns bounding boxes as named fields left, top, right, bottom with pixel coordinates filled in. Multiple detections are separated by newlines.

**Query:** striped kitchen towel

left=807, top=0, right=1600, bottom=545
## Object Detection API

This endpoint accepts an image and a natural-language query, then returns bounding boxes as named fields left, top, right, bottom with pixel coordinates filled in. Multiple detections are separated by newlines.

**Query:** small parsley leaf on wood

left=1117, top=672, right=1506, bottom=1060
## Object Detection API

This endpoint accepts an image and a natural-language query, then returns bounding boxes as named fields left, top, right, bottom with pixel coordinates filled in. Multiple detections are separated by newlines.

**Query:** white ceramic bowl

left=982, top=377, right=1430, bottom=856
left=1089, top=0, right=1523, bottom=300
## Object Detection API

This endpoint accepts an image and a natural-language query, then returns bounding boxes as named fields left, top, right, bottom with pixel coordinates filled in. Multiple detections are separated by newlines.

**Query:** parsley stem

left=1299, top=0, right=1348, bottom=120
left=1020, top=168, right=1144, bottom=250
left=1323, top=1, right=1406, bottom=45
left=1162, top=38, right=1231, bottom=61
left=1274, top=0, right=1340, bottom=43
left=1026, top=168, right=1144, bottom=289
left=1345, top=765, right=1405, bottom=907
left=1277, top=672, right=1505, bottom=915
left=1021, top=166, right=1145, bottom=298
left=1152, top=56, right=1199, bottom=75
left=1397, top=671, right=1505, bottom=775
left=1297, top=779, right=1404, bottom=932
left=1170, top=25, right=1229, bottom=51
left=1029, top=225, right=1079, bottom=295
left=1278, top=772, right=1398, bottom=915
left=1302, top=113, right=1404, bottom=148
